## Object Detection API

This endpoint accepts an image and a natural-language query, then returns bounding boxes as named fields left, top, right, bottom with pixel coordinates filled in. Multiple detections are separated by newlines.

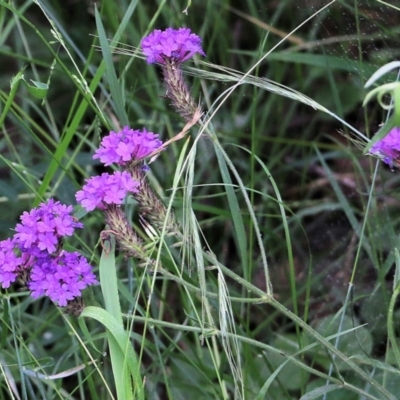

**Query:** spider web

left=281, top=0, right=400, bottom=141
left=298, top=0, right=400, bottom=86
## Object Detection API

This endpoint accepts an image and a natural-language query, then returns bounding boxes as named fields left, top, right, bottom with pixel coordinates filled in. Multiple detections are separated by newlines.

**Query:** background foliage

left=1, top=0, right=400, bottom=399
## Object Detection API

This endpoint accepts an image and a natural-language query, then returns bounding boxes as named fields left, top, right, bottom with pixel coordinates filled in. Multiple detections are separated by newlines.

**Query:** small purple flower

left=0, top=239, right=22, bottom=288
left=76, top=171, right=140, bottom=211
left=370, top=127, right=400, bottom=167
left=29, top=251, right=98, bottom=306
left=141, top=28, right=205, bottom=64
left=93, top=127, right=163, bottom=166
left=14, top=199, right=83, bottom=254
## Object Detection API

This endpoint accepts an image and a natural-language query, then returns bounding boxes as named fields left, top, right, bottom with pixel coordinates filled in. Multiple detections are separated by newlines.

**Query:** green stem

left=209, top=137, right=272, bottom=295
left=0, top=70, right=23, bottom=129
left=387, top=285, right=400, bottom=370
left=157, top=266, right=266, bottom=303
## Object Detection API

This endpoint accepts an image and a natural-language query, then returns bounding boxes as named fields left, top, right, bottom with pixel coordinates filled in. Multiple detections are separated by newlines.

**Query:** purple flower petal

left=28, top=251, right=97, bottom=306
left=370, top=127, right=400, bottom=167
left=141, top=28, right=205, bottom=65
left=76, top=171, right=140, bottom=212
left=14, top=199, right=82, bottom=255
left=93, top=127, right=163, bottom=166
left=0, top=239, right=22, bottom=288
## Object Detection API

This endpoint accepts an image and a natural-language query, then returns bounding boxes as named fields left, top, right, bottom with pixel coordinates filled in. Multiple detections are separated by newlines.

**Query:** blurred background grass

left=2, top=0, right=400, bottom=398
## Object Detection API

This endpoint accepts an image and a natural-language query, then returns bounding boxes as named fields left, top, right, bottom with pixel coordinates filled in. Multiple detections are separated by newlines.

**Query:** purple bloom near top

left=76, top=171, right=140, bottom=211
left=370, top=127, right=400, bottom=167
left=29, top=251, right=98, bottom=306
left=93, top=127, right=163, bottom=166
left=14, top=199, right=83, bottom=254
left=141, top=28, right=205, bottom=64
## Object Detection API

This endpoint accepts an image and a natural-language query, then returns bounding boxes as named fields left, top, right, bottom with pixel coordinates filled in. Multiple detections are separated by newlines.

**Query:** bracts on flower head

left=102, top=205, right=155, bottom=267
left=128, top=165, right=181, bottom=237
left=141, top=27, right=205, bottom=122
left=162, top=58, right=202, bottom=122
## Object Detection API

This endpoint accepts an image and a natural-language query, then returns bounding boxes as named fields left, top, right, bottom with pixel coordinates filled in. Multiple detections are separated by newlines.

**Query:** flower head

left=0, top=201, right=97, bottom=309
left=76, top=171, right=140, bottom=211
left=93, top=127, right=163, bottom=166
left=370, top=127, right=400, bottom=167
left=29, top=251, right=97, bottom=306
left=141, top=28, right=205, bottom=64
left=0, top=238, right=22, bottom=288
left=14, top=199, right=83, bottom=254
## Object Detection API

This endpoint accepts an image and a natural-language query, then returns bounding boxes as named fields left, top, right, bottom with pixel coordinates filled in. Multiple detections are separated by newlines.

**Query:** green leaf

left=21, top=79, right=49, bottom=99
left=312, top=314, right=373, bottom=371
left=0, top=69, right=24, bottom=128
left=0, top=299, right=10, bottom=351
left=214, top=145, right=248, bottom=275
left=95, top=6, right=129, bottom=126
left=99, top=235, right=122, bottom=325
left=81, top=306, right=144, bottom=400
left=265, top=52, right=378, bottom=77
left=365, top=61, right=400, bottom=88
left=300, top=384, right=344, bottom=400
left=394, top=248, right=400, bottom=290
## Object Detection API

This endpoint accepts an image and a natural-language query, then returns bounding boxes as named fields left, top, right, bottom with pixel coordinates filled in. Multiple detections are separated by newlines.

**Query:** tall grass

left=1, top=0, right=400, bottom=399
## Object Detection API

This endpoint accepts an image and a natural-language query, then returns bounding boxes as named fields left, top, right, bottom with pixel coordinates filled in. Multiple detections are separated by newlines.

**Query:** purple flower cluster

left=1, top=27, right=208, bottom=308
left=76, top=171, right=140, bottom=211
left=141, top=28, right=205, bottom=64
left=14, top=199, right=82, bottom=254
left=0, top=239, right=22, bottom=288
left=29, top=251, right=97, bottom=306
left=93, top=127, right=163, bottom=166
left=0, top=199, right=97, bottom=306
left=80, top=127, right=163, bottom=213
left=370, top=127, right=400, bottom=167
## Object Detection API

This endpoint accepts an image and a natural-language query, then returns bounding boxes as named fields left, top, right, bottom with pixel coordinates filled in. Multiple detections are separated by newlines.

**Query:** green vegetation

left=1, top=0, right=400, bottom=399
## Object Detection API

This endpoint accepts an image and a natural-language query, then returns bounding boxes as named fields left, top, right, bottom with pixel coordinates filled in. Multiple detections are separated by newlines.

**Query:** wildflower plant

left=76, top=127, right=171, bottom=264
left=3, top=2, right=400, bottom=400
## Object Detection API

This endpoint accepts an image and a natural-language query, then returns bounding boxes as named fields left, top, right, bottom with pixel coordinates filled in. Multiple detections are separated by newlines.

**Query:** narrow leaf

left=95, top=7, right=129, bottom=126
left=365, top=61, right=400, bottom=88
left=21, top=78, right=48, bottom=99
